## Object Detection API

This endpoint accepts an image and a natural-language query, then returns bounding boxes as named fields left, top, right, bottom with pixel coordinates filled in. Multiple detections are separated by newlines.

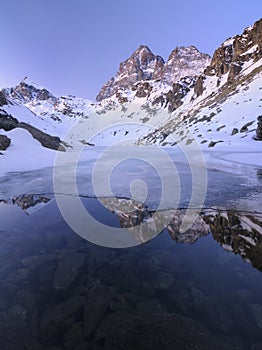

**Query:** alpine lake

left=0, top=146, right=262, bottom=350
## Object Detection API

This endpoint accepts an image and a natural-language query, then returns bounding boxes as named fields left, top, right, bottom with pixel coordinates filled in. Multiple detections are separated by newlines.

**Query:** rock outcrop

left=152, top=76, right=195, bottom=113
left=0, top=108, right=64, bottom=151
left=0, top=91, right=8, bottom=106
left=205, top=18, right=262, bottom=81
left=0, top=110, right=19, bottom=131
left=19, top=122, right=65, bottom=151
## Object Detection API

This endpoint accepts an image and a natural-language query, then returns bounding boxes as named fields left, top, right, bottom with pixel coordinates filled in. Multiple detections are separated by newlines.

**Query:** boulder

left=40, top=295, right=85, bottom=346
left=0, top=112, right=18, bottom=131
left=53, top=251, right=86, bottom=292
left=95, top=312, right=235, bottom=350
left=194, top=75, right=205, bottom=97
left=19, top=122, right=65, bottom=151
left=231, top=128, right=239, bottom=135
left=0, top=135, right=11, bottom=150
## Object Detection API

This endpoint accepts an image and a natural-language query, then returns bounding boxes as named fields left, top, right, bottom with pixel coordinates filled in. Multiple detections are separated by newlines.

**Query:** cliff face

left=205, top=18, right=262, bottom=81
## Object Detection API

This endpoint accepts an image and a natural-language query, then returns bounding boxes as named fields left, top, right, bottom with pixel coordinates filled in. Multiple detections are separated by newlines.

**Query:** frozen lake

left=0, top=146, right=262, bottom=349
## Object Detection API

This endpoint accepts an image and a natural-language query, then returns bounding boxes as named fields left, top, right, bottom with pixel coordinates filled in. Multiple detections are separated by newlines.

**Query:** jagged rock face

left=152, top=76, right=195, bottom=113
left=166, top=78, right=193, bottom=113
left=5, top=79, right=57, bottom=104
left=161, top=46, right=211, bottom=85
left=96, top=45, right=210, bottom=101
left=194, top=75, right=206, bottom=97
left=132, top=81, right=153, bottom=98
left=205, top=18, right=262, bottom=80
left=96, top=45, right=164, bottom=101
left=0, top=91, right=8, bottom=106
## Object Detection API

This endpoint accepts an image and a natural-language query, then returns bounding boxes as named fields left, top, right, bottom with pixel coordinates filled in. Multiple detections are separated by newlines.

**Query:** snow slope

left=0, top=128, right=57, bottom=175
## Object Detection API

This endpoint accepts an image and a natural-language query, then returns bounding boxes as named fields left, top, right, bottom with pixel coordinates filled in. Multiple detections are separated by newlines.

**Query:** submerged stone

left=53, top=251, right=86, bottom=292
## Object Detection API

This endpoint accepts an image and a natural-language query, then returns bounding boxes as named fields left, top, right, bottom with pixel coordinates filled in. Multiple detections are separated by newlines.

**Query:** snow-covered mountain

left=137, top=17, right=262, bottom=148
left=3, top=77, right=94, bottom=120
left=0, top=18, right=261, bottom=173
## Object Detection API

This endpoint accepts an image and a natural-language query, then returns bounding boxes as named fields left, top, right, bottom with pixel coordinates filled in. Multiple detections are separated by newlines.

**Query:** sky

left=0, top=0, right=261, bottom=100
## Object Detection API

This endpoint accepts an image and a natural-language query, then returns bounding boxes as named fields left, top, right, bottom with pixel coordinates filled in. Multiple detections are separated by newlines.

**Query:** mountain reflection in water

left=0, top=194, right=262, bottom=349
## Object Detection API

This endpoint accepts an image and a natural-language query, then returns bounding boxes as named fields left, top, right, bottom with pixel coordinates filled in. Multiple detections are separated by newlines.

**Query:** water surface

left=0, top=147, right=262, bottom=349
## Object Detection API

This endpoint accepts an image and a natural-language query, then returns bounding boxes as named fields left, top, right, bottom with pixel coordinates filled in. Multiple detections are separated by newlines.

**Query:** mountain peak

left=96, top=45, right=165, bottom=101
left=6, top=78, right=57, bottom=104
left=162, top=46, right=211, bottom=84
left=20, top=77, right=46, bottom=91
left=96, top=44, right=211, bottom=101
left=134, top=45, right=153, bottom=53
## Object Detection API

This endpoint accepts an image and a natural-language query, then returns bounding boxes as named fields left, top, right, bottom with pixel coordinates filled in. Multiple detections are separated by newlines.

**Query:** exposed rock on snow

left=19, top=122, right=65, bottom=151
left=0, top=91, right=8, bottom=106
left=0, top=108, right=65, bottom=151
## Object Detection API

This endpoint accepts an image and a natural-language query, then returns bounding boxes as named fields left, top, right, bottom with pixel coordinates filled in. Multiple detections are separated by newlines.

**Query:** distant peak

left=20, top=77, right=46, bottom=91
left=169, top=45, right=207, bottom=56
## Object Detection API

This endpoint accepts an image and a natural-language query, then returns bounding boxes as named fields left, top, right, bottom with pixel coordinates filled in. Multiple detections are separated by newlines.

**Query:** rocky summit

left=96, top=45, right=165, bottom=101
left=96, top=45, right=211, bottom=101
left=4, top=77, right=57, bottom=104
left=161, top=45, right=211, bottom=85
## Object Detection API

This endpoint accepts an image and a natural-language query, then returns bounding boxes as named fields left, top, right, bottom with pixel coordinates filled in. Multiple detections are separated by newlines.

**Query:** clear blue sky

left=0, top=0, right=261, bottom=100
